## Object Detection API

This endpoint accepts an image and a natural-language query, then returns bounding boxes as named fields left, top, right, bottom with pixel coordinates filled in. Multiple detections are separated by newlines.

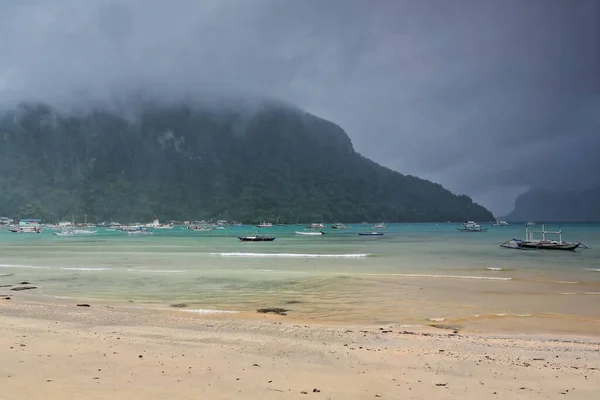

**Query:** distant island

left=506, top=186, right=600, bottom=222
left=0, top=98, right=493, bottom=223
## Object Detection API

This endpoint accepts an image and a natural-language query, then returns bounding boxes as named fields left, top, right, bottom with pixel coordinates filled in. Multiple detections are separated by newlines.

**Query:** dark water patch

left=257, top=308, right=289, bottom=315
left=11, top=286, right=37, bottom=291
left=170, top=303, right=188, bottom=308
left=431, top=324, right=463, bottom=331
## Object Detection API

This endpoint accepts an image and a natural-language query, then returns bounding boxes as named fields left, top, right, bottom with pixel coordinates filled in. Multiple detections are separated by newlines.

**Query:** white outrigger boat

left=457, top=221, right=487, bottom=232
left=295, top=230, right=325, bottom=236
left=492, top=220, right=509, bottom=226
left=54, top=228, right=97, bottom=236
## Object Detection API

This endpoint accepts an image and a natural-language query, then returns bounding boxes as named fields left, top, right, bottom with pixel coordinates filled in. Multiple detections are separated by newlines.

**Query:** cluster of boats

left=240, top=221, right=387, bottom=241
left=1, top=216, right=587, bottom=251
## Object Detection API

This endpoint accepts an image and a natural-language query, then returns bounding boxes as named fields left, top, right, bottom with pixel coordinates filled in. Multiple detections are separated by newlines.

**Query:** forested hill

left=506, top=186, right=600, bottom=222
left=0, top=100, right=493, bottom=223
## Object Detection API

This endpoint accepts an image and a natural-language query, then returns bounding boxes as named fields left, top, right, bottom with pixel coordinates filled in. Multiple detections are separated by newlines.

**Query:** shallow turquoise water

left=1, top=223, right=599, bottom=332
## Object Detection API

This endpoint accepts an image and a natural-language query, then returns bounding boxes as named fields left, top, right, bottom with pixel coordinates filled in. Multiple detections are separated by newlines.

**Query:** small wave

left=486, top=267, right=503, bottom=271
left=514, top=314, right=531, bottom=317
left=60, top=267, right=110, bottom=271
left=496, top=313, right=507, bottom=317
left=181, top=309, right=239, bottom=314
left=584, top=268, right=600, bottom=272
left=397, top=324, right=423, bottom=328
left=126, top=269, right=184, bottom=273
left=54, top=296, right=75, bottom=299
left=211, top=252, right=371, bottom=258
left=555, top=281, right=579, bottom=284
left=427, top=317, right=445, bottom=322
left=0, top=263, right=50, bottom=269
left=560, top=292, right=578, bottom=295
left=584, top=292, right=600, bottom=295
left=0, top=273, right=14, bottom=277
left=366, top=273, right=512, bottom=281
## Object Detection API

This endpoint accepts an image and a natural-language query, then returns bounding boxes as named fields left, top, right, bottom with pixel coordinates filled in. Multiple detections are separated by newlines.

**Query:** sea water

left=1, top=223, right=599, bottom=334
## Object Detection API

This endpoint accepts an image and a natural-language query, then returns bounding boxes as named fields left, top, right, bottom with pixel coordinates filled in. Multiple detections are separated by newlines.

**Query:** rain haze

left=0, top=0, right=598, bottom=215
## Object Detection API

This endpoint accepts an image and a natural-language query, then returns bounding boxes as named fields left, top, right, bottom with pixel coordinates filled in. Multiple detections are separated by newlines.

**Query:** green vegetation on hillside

left=0, top=101, right=493, bottom=223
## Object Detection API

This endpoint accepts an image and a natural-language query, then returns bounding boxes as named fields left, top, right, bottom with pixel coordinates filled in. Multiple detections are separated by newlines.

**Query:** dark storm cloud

left=0, top=0, right=597, bottom=215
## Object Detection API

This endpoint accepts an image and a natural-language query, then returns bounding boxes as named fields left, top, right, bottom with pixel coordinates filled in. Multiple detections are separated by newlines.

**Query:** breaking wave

left=211, top=252, right=371, bottom=258
left=0, top=263, right=50, bottom=269
left=365, top=273, right=512, bottom=281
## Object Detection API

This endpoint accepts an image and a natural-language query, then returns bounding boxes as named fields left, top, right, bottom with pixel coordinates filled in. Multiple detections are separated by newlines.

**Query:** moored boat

left=358, top=231, right=383, bottom=236
left=330, top=223, right=351, bottom=229
left=500, top=224, right=583, bottom=251
left=295, top=230, right=325, bottom=236
left=457, top=221, right=487, bottom=232
left=238, top=235, right=276, bottom=242
left=492, top=220, right=509, bottom=227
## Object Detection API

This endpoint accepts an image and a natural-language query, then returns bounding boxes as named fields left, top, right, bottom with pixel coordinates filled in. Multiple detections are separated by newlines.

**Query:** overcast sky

left=0, top=0, right=598, bottom=215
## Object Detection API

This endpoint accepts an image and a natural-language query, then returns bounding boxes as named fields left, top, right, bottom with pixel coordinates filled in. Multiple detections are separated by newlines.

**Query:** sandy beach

left=1, top=296, right=599, bottom=400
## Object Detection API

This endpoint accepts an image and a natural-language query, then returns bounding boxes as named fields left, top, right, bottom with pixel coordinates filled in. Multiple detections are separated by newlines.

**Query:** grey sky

left=0, top=0, right=597, bottom=215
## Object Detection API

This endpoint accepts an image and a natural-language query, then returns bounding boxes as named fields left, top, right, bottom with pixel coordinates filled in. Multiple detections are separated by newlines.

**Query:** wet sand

left=1, top=297, right=599, bottom=399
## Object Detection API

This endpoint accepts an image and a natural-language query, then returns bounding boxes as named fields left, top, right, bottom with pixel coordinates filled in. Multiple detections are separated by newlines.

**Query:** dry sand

left=1, top=297, right=599, bottom=400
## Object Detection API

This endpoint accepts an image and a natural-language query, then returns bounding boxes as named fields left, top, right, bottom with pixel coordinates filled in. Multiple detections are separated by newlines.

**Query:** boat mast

left=542, top=224, right=546, bottom=241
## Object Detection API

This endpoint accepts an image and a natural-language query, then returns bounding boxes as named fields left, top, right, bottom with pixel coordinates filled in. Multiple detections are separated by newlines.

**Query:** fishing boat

left=9, top=226, right=41, bottom=233
left=492, top=220, right=509, bottom=227
left=238, top=235, right=276, bottom=242
left=127, top=227, right=153, bottom=235
left=295, top=230, right=325, bottom=236
left=54, top=228, right=97, bottom=236
left=10, top=219, right=42, bottom=233
left=500, top=224, right=583, bottom=251
left=373, top=222, right=387, bottom=229
left=457, top=221, right=487, bottom=232
left=330, top=223, right=351, bottom=229
left=306, top=223, right=325, bottom=229
left=256, top=221, right=273, bottom=228
left=358, top=231, right=384, bottom=236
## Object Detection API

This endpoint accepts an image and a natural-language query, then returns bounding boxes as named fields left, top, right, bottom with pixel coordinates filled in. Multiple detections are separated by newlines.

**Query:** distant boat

left=146, top=218, right=173, bottom=229
left=238, top=235, right=276, bottom=242
left=54, top=228, right=96, bottom=236
left=307, top=223, right=325, bottom=229
left=492, top=220, right=509, bottom=227
left=358, top=231, right=383, bottom=236
left=9, top=226, right=41, bottom=233
left=500, top=224, right=582, bottom=251
left=457, top=221, right=487, bottom=232
left=330, top=223, right=351, bottom=229
left=256, top=221, right=273, bottom=228
left=295, top=230, right=325, bottom=236
left=127, top=227, right=153, bottom=235
left=373, top=222, right=387, bottom=229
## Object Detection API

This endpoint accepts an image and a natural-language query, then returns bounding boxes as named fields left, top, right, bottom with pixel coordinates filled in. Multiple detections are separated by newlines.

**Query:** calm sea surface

left=1, top=223, right=599, bottom=334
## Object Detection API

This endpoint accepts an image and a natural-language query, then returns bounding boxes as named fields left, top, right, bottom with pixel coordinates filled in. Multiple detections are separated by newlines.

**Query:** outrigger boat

left=295, top=230, right=325, bottom=236
left=358, top=231, right=383, bottom=236
left=238, top=235, right=276, bottom=242
left=458, top=221, right=487, bottom=232
left=330, top=223, right=351, bottom=229
left=500, top=224, right=585, bottom=251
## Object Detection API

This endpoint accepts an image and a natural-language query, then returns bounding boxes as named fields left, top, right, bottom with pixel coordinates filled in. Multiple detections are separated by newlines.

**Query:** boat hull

left=238, top=237, right=276, bottom=242
left=295, top=231, right=325, bottom=236
left=517, top=242, right=580, bottom=251
left=358, top=232, right=384, bottom=236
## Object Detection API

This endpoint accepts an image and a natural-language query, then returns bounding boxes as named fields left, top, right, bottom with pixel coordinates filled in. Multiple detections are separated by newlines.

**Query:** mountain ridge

left=506, top=186, right=600, bottom=222
left=0, top=99, right=494, bottom=223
